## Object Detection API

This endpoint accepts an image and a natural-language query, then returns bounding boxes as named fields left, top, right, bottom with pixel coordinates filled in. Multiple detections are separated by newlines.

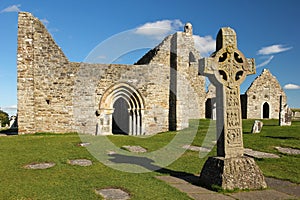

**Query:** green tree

left=0, top=110, right=9, bottom=127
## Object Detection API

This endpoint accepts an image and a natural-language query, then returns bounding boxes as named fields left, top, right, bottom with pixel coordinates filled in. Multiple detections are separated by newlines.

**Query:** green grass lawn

left=0, top=119, right=299, bottom=199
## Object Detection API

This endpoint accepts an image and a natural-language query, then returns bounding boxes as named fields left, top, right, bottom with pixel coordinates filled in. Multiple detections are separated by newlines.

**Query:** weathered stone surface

left=95, top=188, right=130, bottom=200
left=121, top=145, right=147, bottom=153
left=275, top=146, right=300, bottom=155
left=279, top=104, right=292, bottom=126
left=244, top=148, right=280, bottom=159
left=17, top=12, right=206, bottom=135
left=24, top=162, right=55, bottom=169
left=78, top=142, right=90, bottom=147
left=199, top=156, right=267, bottom=190
left=182, top=144, right=210, bottom=152
left=199, top=27, right=266, bottom=190
left=245, top=69, right=287, bottom=119
left=68, top=159, right=92, bottom=166
left=251, top=120, right=263, bottom=133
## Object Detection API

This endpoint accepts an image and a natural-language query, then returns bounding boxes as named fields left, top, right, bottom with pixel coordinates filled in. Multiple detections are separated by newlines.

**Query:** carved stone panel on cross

left=200, top=27, right=255, bottom=158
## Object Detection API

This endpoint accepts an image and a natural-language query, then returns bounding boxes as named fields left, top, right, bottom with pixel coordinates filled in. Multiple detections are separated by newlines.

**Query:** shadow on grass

left=108, top=153, right=201, bottom=186
left=264, top=136, right=300, bottom=140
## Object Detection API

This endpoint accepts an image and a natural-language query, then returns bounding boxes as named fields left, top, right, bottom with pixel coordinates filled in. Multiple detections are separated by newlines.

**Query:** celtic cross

left=200, top=27, right=255, bottom=158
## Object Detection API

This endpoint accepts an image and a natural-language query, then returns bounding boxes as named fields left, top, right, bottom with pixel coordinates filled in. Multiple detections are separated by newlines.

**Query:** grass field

left=0, top=119, right=299, bottom=199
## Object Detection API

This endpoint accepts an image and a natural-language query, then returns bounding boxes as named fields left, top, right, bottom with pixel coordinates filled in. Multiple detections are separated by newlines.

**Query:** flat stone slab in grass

left=95, top=188, right=130, bottom=200
left=68, top=159, right=92, bottom=166
left=78, top=142, right=90, bottom=147
left=121, top=145, right=147, bottom=153
left=24, top=162, right=55, bottom=169
left=244, top=148, right=280, bottom=159
left=182, top=144, right=211, bottom=152
left=275, top=146, right=300, bottom=155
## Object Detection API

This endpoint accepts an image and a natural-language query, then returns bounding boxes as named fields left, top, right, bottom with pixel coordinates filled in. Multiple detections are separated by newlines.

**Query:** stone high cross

left=199, top=27, right=266, bottom=190
left=200, top=27, right=255, bottom=158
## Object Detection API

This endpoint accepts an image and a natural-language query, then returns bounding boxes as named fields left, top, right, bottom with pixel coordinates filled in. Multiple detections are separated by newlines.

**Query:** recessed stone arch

left=97, top=83, right=145, bottom=135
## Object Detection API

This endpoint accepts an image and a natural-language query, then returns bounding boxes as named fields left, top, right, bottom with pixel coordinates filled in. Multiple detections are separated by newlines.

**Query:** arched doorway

left=112, top=98, right=129, bottom=134
left=97, top=83, right=145, bottom=135
left=263, top=102, right=270, bottom=118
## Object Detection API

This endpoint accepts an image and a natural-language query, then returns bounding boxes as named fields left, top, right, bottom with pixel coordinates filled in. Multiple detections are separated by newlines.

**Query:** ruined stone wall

left=246, top=69, right=287, bottom=119
left=17, top=12, right=206, bottom=135
left=73, top=63, right=170, bottom=135
left=17, top=12, right=75, bottom=134
left=136, top=30, right=206, bottom=130
left=174, top=32, right=205, bottom=129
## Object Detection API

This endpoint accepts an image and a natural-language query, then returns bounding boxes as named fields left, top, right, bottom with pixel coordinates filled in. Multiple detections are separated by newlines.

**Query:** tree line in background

left=0, top=110, right=9, bottom=127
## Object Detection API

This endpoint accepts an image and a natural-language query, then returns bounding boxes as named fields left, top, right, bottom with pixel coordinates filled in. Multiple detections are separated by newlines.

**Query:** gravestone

left=199, top=27, right=267, bottom=190
left=279, top=102, right=292, bottom=126
left=251, top=120, right=263, bottom=133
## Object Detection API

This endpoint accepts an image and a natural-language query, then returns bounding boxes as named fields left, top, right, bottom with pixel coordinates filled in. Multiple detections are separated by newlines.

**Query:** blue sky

left=0, top=0, right=299, bottom=116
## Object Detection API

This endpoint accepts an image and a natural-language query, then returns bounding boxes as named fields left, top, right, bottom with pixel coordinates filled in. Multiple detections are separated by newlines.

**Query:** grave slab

left=121, top=145, right=147, bottom=153
left=275, top=146, right=300, bottom=155
left=244, top=148, right=280, bottom=159
left=68, top=159, right=92, bottom=166
left=24, top=162, right=55, bottom=169
left=95, top=188, right=130, bottom=200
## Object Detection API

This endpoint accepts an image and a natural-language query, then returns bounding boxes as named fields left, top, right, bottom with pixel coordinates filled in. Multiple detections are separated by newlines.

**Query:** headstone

left=251, top=120, right=263, bottom=133
left=9, top=116, right=18, bottom=128
left=279, top=103, right=292, bottom=126
left=199, top=27, right=267, bottom=190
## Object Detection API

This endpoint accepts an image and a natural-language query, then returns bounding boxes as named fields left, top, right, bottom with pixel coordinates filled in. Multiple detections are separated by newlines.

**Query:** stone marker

left=279, top=99, right=292, bottom=126
left=251, top=120, right=263, bottom=133
left=68, top=159, right=92, bottom=166
left=275, top=147, right=300, bottom=155
left=95, top=188, right=130, bottom=200
left=24, top=162, right=55, bottom=169
left=182, top=144, right=211, bottom=152
left=78, top=142, right=90, bottom=147
left=121, top=145, right=147, bottom=153
left=244, top=148, right=280, bottom=159
left=199, top=27, right=267, bottom=190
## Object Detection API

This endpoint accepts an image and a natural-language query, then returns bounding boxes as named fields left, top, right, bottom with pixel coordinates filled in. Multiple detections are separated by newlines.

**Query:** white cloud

left=284, top=83, right=300, bottom=90
left=256, top=55, right=274, bottom=68
left=193, top=35, right=215, bottom=57
left=135, top=19, right=183, bottom=39
left=40, top=18, right=49, bottom=26
left=2, top=105, right=17, bottom=110
left=0, top=4, right=21, bottom=13
left=258, top=44, right=292, bottom=55
left=1, top=105, right=17, bottom=116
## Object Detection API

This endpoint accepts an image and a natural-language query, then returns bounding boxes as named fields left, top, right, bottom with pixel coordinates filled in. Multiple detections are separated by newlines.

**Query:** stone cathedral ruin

left=17, top=12, right=288, bottom=135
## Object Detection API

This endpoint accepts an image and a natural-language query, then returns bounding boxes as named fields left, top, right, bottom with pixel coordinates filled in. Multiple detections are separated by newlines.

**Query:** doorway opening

left=263, top=102, right=270, bottom=119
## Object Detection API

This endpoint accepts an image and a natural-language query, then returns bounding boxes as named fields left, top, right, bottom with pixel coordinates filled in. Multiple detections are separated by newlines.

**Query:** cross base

left=199, top=156, right=267, bottom=190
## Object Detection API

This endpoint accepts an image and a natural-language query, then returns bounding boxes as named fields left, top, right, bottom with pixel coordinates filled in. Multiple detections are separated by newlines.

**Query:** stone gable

left=245, top=69, right=286, bottom=119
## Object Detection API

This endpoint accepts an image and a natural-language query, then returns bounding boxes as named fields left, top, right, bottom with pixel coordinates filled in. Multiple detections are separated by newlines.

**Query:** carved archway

left=97, top=83, right=145, bottom=135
